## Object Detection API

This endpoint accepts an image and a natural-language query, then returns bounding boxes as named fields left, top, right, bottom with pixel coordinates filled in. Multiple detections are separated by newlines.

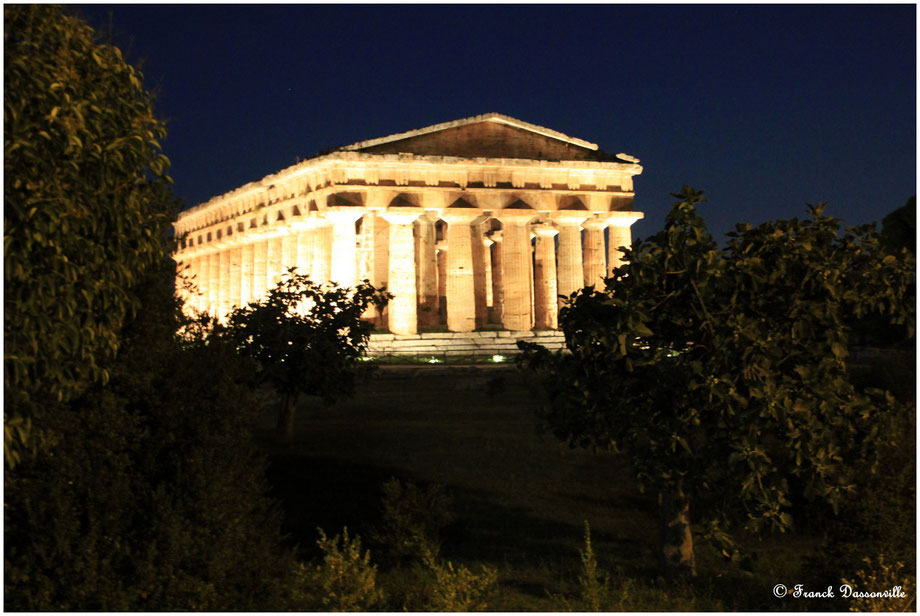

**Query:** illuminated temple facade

left=173, top=113, right=643, bottom=349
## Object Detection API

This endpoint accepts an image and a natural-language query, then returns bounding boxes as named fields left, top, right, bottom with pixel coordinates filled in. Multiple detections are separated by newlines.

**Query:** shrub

left=841, top=555, right=915, bottom=612
left=371, top=477, right=452, bottom=564
left=4, top=263, right=294, bottom=610
left=422, top=548, right=498, bottom=612
left=292, top=527, right=383, bottom=612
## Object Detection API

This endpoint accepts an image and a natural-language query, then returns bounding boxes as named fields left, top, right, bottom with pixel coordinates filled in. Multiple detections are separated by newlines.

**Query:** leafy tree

left=4, top=5, right=173, bottom=467
left=225, top=269, right=390, bottom=442
left=880, top=195, right=915, bottom=255
left=520, top=187, right=914, bottom=576
left=5, top=258, right=296, bottom=610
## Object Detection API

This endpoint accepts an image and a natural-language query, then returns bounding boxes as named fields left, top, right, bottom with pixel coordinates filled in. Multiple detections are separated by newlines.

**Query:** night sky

left=75, top=5, right=915, bottom=242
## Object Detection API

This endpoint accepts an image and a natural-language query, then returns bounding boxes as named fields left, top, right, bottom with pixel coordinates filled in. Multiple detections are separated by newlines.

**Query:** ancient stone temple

left=173, top=113, right=643, bottom=355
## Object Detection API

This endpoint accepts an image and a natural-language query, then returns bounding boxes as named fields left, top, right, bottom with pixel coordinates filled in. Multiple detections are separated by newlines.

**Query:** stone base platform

left=366, top=330, right=566, bottom=357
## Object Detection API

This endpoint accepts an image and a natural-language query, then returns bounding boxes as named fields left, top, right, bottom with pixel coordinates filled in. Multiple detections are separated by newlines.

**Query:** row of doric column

left=176, top=208, right=638, bottom=334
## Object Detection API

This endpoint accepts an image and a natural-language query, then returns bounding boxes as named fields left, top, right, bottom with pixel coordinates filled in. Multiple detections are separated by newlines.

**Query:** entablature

left=174, top=151, right=642, bottom=237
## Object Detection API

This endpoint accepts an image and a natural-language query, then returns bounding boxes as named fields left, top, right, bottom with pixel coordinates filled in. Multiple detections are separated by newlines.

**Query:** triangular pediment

left=341, top=113, right=617, bottom=162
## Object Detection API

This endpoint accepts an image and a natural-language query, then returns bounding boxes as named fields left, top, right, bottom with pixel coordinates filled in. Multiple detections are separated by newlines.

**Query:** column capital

left=581, top=215, right=609, bottom=231
left=440, top=207, right=485, bottom=223
left=550, top=210, right=590, bottom=226
left=532, top=223, right=559, bottom=238
left=494, top=209, right=536, bottom=225
left=380, top=207, right=423, bottom=226
left=324, top=206, right=366, bottom=223
left=605, top=211, right=645, bottom=227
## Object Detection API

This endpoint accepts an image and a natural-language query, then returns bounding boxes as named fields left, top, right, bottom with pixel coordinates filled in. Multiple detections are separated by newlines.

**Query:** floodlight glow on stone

left=492, top=354, right=505, bottom=363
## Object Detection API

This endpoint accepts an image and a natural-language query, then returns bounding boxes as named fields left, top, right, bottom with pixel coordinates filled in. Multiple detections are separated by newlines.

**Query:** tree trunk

left=276, top=393, right=298, bottom=443
left=658, top=483, right=696, bottom=577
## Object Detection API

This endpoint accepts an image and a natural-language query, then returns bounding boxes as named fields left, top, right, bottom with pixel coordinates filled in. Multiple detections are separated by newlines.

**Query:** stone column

left=229, top=245, right=241, bottom=312
left=533, top=223, right=559, bottom=330
left=266, top=236, right=284, bottom=289
left=442, top=209, right=483, bottom=332
left=295, top=227, right=314, bottom=280
left=495, top=211, right=536, bottom=331
left=552, top=213, right=588, bottom=307
left=415, top=213, right=439, bottom=329
left=252, top=239, right=268, bottom=299
left=281, top=232, right=296, bottom=280
left=482, top=236, right=494, bottom=310
left=582, top=216, right=607, bottom=288
left=436, top=242, right=447, bottom=324
left=488, top=231, right=503, bottom=324
left=240, top=242, right=253, bottom=307
left=311, top=220, right=332, bottom=283
left=218, top=247, right=231, bottom=319
left=471, top=220, right=489, bottom=329
left=326, top=207, right=363, bottom=287
left=381, top=208, right=422, bottom=335
left=207, top=251, right=219, bottom=317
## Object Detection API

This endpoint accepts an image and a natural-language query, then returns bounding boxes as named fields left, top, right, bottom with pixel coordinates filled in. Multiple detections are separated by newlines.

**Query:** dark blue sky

left=76, top=5, right=915, bottom=241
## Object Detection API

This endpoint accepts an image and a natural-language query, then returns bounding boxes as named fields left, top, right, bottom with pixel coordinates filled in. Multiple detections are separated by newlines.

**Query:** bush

left=841, top=555, right=915, bottom=612
left=371, top=477, right=452, bottom=565
left=422, top=549, right=498, bottom=612
left=4, top=263, right=294, bottom=610
left=291, top=527, right=383, bottom=612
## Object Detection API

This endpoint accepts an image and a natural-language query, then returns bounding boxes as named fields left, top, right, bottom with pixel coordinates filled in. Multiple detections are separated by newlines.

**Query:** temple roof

left=340, top=112, right=635, bottom=163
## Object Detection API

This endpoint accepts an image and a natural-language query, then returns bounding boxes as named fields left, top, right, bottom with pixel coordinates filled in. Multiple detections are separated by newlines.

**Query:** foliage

left=371, top=477, right=453, bottom=565
left=292, top=527, right=383, bottom=612
left=880, top=195, right=915, bottom=255
left=4, top=5, right=174, bottom=467
left=577, top=521, right=612, bottom=611
left=520, top=187, right=915, bottom=574
left=420, top=548, right=498, bottom=612
left=4, top=261, right=294, bottom=610
left=225, top=268, right=390, bottom=440
left=841, top=555, right=915, bottom=612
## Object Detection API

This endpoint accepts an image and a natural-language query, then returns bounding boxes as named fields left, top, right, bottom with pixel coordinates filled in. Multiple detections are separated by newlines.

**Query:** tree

left=225, top=269, right=390, bottom=442
left=4, top=5, right=174, bottom=467
left=5, top=258, right=296, bottom=610
left=520, top=187, right=914, bottom=576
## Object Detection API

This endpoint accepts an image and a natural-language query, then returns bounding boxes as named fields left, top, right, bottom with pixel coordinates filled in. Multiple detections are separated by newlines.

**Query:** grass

left=254, top=364, right=904, bottom=611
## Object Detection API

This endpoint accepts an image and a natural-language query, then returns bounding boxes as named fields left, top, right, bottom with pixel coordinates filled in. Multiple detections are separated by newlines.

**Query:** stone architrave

left=582, top=216, right=607, bottom=288
left=326, top=207, right=364, bottom=287
left=495, top=210, right=537, bottom=331
left=442, top=208, right=483, bottom=333
left=415, top=213, right=440, bottom=329
left=533, top=223, right=559, bottom=330
left=551, top=212, right=589, bottom=308
left=381, top=208, right=423, bottom=335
